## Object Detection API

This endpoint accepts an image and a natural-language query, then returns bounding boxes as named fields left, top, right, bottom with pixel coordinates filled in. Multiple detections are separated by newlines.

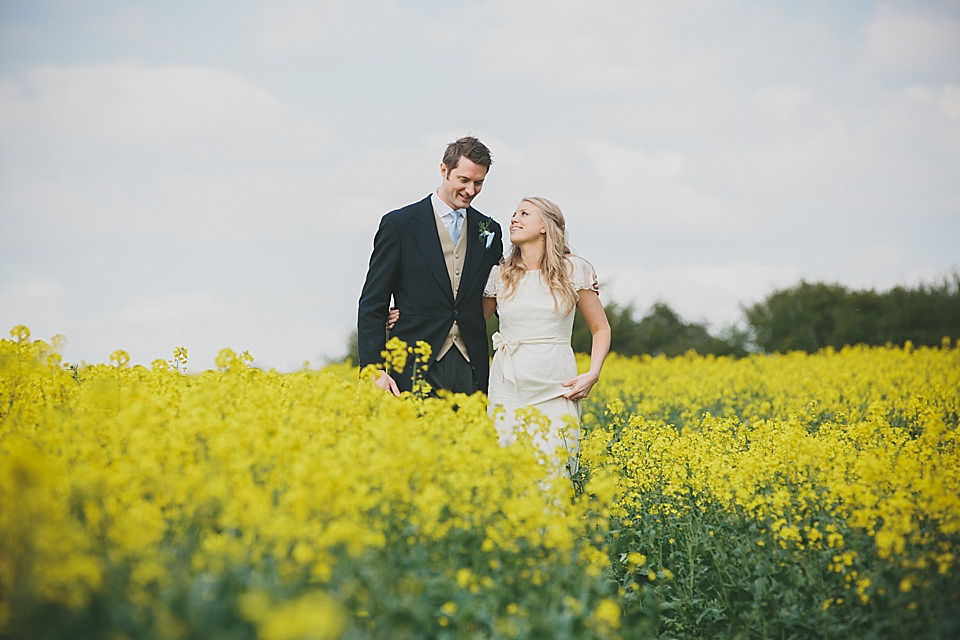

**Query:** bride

left=387, top=196, right=611, bottom=480
left=482, top=197, right=610, bottom=479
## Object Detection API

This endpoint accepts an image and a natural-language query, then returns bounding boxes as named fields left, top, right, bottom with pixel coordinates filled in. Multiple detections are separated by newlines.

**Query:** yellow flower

left=241, top=591, right=345, bottom=640
left=109, top=349, right=130, bottom=367
left=381, top=336, right=409, bottom=373
left=591, top=597, right=621, bottom=630
left=456, top=568, right=473, bottom=589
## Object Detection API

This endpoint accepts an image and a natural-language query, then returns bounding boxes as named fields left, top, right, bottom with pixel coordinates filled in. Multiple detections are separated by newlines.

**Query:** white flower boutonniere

left=478, top=220, right=495, bottom=250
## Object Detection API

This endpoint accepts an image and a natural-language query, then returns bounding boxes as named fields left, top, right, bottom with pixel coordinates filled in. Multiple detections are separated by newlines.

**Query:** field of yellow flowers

left=1, top=325, right=958, bottom=639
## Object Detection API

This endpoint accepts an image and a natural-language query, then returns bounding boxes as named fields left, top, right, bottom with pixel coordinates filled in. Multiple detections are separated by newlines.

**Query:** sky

left=1, top=0, right=959, bottom=371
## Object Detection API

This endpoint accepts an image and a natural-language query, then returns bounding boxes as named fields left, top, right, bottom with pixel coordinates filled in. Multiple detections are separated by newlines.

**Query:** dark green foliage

left=601, top=489, right=960, bottom=640
left=572, top=301, right=749, bottom=358
left=743, top=275, right=960, bottom=353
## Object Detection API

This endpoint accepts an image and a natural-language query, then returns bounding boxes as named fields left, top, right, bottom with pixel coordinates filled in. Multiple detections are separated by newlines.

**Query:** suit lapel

left=410, top=197, right=455, bottom=303
left=457, top=208, right=485, bottom=302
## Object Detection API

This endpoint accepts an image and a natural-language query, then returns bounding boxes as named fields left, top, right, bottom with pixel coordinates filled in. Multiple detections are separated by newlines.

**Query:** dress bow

left=491, top=332, right=568, bottom=385
left=491, top=331, right=519, bottom=385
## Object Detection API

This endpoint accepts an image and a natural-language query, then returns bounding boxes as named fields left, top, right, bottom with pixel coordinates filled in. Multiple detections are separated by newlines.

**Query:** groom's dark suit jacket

left=358, top=195, right=503, bottom=393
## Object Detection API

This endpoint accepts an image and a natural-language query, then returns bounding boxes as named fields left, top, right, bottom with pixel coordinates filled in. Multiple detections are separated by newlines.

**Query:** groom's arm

left=358, top=214, right=400, bottom=370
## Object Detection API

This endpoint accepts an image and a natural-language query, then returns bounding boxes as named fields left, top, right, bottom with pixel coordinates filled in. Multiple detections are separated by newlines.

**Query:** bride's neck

left=518, top=242, right=544, bottom=270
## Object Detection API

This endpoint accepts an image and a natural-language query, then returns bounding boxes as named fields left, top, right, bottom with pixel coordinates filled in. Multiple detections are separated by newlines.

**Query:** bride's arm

left=482, top=296, right=498, bottom=320
left=562, top=290, right=611, bottom=400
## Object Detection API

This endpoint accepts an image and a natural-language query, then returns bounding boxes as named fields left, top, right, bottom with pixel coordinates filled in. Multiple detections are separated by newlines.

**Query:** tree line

left=569, top=275, right=960, bottom=356
left=342, top=275, right=959, bottom=362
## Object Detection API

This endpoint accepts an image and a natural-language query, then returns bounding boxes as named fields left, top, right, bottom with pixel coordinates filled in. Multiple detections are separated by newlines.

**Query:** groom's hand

left=375, top=371, right=401, bottom=396
left=386, top=306, right=400, bottom=331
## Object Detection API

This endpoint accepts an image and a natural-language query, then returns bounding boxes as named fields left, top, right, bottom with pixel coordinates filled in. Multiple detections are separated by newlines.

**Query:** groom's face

left=439, top=157, right=487, bottom=210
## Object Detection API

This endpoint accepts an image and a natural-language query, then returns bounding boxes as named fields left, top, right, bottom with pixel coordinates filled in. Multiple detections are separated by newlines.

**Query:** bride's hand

left=386, top=306, right=400, bottom=331
left=561, top=372, right=599, bottom=401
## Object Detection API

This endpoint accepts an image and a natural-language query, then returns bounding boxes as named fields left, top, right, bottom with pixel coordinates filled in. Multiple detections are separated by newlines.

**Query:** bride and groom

left=357, top=136, right=611, bottom=478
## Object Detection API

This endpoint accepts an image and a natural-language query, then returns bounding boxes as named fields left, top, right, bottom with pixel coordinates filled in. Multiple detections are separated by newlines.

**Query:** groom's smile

left=439, top=156, right=487, bottom=210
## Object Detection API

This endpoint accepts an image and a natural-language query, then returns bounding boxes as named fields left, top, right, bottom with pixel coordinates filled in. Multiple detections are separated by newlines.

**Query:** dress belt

left=491, top=332, right=569, bottom=384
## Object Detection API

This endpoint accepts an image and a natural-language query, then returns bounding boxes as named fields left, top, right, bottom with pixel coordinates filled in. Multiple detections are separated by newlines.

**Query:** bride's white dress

left=483, top=255, right=599, bottom=478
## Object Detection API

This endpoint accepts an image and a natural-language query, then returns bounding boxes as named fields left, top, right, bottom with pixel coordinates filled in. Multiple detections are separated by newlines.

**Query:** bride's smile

left=508, top=202, right=547, bottom=245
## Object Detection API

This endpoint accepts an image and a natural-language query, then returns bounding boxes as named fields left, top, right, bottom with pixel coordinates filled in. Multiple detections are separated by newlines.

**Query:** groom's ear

left=440, top=162, right=449, bottom=180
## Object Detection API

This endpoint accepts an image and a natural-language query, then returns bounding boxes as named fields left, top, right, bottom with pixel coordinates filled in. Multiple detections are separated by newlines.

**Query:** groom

left=358, top=136, right=503, bottom=396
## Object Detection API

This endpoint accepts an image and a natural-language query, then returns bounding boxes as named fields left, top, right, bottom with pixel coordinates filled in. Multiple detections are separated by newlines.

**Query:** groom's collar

left=431, top=191, right=464, bottom=218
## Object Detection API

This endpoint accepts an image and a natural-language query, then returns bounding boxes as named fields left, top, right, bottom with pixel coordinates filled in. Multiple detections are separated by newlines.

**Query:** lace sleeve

left=483, top=264, right=501, bottom=297
left=569, top=255, right=600, bottom=296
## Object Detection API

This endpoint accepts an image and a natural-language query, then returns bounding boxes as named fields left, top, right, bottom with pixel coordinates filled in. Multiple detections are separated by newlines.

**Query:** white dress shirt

left=431, top=191, right=464, bottom=244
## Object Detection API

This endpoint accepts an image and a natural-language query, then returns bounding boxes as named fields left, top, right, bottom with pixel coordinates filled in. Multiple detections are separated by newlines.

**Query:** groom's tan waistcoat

left=433, top=212, right=470, bottom=362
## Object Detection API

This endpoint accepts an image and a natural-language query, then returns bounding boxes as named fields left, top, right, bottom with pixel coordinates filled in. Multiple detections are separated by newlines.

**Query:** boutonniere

left=478, top=220, right=495, bottom=250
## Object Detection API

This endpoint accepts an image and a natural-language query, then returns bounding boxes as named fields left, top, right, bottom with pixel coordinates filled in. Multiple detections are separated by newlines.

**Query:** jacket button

left=453, top=310, right=459, bottom=317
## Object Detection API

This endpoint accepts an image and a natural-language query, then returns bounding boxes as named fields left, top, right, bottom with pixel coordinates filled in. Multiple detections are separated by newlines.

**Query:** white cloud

left=0, top=61, right=345, bottom=247
left=905, top=83, right=960, bottom=121
left=112, top=292, right=232, bottom=325
left=0, top=277, right=64, bottom=300
left=582, top=139, right=725, bottom=229
left=97, top=4, right=152, bottom=41
left=865, top=4, right=960, bottom=76
left=476, top=0, right=736, bottom=92
left=0, top=277, right=70, bottom=343
left=255, top=0, right=413, bottom=58
left=256, top=0, right=349, bottom=55
left=0, top=62, right=330, bottom=162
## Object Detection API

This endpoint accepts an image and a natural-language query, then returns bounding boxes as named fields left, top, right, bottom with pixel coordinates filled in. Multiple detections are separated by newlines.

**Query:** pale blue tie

left=449, top=210, right=463, bottom=245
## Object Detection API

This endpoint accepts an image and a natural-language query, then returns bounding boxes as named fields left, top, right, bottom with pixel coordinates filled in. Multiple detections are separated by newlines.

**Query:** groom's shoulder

left=385, top=195, right=432, bottom=221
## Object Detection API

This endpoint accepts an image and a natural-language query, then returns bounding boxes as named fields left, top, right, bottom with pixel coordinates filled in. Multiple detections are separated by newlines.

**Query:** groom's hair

left=442, top=136, right=493, bottom=172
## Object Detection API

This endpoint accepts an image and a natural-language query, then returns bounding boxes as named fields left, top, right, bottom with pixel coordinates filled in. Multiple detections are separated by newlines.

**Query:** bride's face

left=508, top=201, right=546, bottom=245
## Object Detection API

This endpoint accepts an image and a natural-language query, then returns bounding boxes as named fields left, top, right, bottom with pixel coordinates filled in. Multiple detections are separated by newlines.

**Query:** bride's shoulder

left=564, top=254, right=600, bottom=292
left=564, top=253, right=596, bottom=272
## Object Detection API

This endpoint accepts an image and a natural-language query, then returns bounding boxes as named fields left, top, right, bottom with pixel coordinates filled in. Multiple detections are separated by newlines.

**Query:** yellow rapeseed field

left=1, top=326, right=958, bottom=639
left=586, top=341, right=960, bottom=564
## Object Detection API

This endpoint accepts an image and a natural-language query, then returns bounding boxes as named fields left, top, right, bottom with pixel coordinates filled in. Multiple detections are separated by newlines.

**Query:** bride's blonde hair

left=500, top=197, right=577, bottom=313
